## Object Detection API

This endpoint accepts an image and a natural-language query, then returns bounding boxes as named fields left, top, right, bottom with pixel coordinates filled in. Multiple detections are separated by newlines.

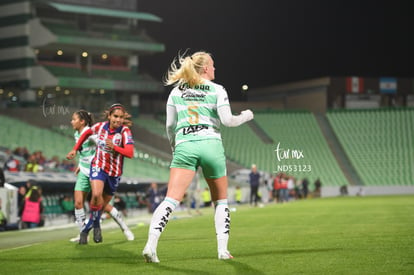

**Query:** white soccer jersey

left=166, top=79, right=230, bottom=146
left=74, top=126, right=96, bottom=176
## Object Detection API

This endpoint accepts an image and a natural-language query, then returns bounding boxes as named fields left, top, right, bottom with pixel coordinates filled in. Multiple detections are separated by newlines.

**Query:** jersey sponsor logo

left=181, top=90, right=206, bottom=101
left=179, top=83, right=211, bottom=91
left=182, top=125, right=208, bottom=135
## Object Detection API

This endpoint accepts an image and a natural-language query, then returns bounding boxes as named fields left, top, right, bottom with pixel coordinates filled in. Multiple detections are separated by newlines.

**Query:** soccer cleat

left=218, top=251, right=234, bottom=260
left=93, top=227, right=103, bottom=243
left=79, top=232, right=89, bottom=245
left=71, top=234, right=89, bottom=243
left=70, top=235, right=80, bottom=243
left=142, top=245, right=160, bottom=263
left=123, top=229, right=135, bottom=241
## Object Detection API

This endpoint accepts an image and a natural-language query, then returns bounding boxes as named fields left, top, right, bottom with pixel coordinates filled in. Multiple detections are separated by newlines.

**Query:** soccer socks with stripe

left=214, top=199, right=231, bottom=254
left=74, top=208, right=86, bottom=231
left=82, top=204, right=102, bottom=233
left=146, top=197, right=179, bottom=250
left=109, top=207, right=128, bottom=231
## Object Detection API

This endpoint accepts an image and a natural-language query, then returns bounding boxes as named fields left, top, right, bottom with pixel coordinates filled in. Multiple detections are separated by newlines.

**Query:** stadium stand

left=0, top=115, right=73, bottom=163
left=4, top=107, right=413, bottom=191
left=0, top=114, right=170, bottom=181
left=326, top=108, right=414, bottom=186
left=222, top=110, right=349, bottom=187
left=133, top=115, right=167, bottom=138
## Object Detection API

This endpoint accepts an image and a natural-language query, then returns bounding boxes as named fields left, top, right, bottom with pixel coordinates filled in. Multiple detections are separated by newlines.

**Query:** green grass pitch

left=1, top=195, right=413, bottom=274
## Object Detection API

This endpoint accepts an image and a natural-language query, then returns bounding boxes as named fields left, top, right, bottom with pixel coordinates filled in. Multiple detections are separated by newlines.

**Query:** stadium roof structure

left=0, top=0, right=166, bottom=98
left=46, top=2, right=162, bottom=22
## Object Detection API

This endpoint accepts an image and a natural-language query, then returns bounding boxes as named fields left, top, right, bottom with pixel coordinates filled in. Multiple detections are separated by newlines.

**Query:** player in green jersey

left=142, top=51, right=254, bottom=263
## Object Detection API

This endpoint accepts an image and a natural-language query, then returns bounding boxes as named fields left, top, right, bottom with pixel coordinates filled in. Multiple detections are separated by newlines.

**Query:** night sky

left=138, top=0, right=413, bottom=100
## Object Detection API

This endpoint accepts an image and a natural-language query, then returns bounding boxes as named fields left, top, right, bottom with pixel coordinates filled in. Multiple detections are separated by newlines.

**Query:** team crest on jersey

left=112, top=133, right=122, bottom=146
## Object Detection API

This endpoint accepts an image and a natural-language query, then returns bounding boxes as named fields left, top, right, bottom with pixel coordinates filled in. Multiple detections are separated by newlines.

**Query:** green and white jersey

left=166, top=79, right=230, bottom=146
left=74, top=127, right=96, bottom=176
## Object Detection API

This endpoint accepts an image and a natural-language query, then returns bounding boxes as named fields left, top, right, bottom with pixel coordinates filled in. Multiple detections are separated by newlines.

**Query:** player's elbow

left=220, top=117, right=233, bottom=127
left=125, top=148, right=134, bottom=158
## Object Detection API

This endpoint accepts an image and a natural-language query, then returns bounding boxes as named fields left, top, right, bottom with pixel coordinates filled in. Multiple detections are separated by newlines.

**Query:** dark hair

left=109, top=103, right=125, bottom=114
left=103, top=103, right=132, bottom=127
left=74, top=110, right=94, bottom=127
left=29, top=187, right=41, bottom=202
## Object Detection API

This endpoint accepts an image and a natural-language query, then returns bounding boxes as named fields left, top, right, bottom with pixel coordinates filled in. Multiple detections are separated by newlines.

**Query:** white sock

left=74, top=208, right=86, bottom=230
left=146, top=197, right=179, bottom=250
left=214, top=199, right=230, bottom=253
left=109, top=207, right=128, bottom=231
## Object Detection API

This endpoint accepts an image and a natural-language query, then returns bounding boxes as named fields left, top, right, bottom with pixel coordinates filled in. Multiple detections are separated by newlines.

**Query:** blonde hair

left=164, top=51, right=212, bottom=88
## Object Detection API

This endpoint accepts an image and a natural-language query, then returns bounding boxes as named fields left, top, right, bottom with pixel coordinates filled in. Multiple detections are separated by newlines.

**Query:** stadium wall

left=321, top=186, right=414, bottom=197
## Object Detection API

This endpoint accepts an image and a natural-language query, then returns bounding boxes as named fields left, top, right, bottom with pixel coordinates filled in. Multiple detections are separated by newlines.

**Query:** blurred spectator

left=314, top=178, right=322, bottom=197
left=146, top=182, right=163, bottom=213
left=249, top=164, right=261, bottom=206
left=4, top=156, right=20, bottom=172
left=17, top=185, right=27, bottom=220
left=356, top=187, right=365, bottom=196
left=273, top=173, right=283, bottom=203
left=113, top=194, right=128, bottom=217
left=24, top=155, right=41, bottom=172
left=59, top=159, right=76, bottom=172
left=20, top=186, right=44, bottom=229
left=279, top=175, right=289, bottom=203
left=60, top=195, right=75, bottom=221
left=340, top=185, right=348, bottom=196
left=202, top=187, right=212, bottom=207
left=301, top=178, right=309, bottom=199
left=33, top=151, right=46, bottom=166
left=294, top=179, right=303, bottom=199
left=25, top=179, right=34, bottom=194
left=13, top=147, right=29, bottom=160
left=287, top=176, right=295, bottom=201
left=44, top=156, right=60, bottom=171
left=0, top=167, right=5, bottom=187
left=234, top=185, right=242, bottom=204
left=2, top=146, right=78, bottom=173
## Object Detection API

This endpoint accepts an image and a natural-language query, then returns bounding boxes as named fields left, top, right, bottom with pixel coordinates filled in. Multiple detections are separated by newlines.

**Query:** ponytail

left=75, top=110, right=94, bottom=127
left=164, top=51, right=211, bottom=88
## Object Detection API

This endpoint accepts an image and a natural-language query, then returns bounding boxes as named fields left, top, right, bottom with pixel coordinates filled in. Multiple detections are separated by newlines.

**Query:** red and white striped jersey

left=90, top=121, right=134, bottom=177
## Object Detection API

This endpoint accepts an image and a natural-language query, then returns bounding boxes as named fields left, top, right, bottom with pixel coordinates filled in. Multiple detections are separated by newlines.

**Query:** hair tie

left=109, top=103, right=125, bottom=112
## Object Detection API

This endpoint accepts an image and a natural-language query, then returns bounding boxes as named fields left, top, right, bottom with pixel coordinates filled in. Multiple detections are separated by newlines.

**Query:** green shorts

left=170, top=139, right=226, bottom=179
left=74, top=171, right=91, bottom=192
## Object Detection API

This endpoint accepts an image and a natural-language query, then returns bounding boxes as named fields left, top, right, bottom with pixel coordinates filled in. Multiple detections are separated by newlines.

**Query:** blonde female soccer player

left=142, top=51, right=254, bottom=263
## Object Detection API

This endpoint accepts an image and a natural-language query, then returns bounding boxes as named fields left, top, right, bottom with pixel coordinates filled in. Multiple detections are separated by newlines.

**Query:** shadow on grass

left=222, top=260, right=266, bottom=275
left=237, top=247, right=343, bottom=258
left=149, top=264, right=214, bottom=275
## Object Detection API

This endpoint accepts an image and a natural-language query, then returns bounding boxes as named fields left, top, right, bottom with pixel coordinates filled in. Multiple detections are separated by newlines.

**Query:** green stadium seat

left=326, top=108, right=414, bottom=186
